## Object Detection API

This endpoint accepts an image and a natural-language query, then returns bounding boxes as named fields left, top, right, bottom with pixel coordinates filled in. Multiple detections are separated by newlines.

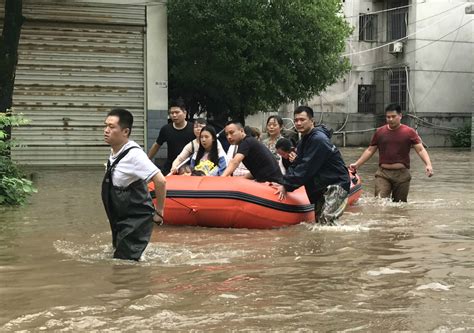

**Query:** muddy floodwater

left=0, top=148, right=473, bottom=331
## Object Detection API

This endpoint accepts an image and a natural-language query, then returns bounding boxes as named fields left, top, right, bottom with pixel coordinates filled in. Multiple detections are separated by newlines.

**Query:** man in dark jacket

left=274, top=106, right=350, bottom=225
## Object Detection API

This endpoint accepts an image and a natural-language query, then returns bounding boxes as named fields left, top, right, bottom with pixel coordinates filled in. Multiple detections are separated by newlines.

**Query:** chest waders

left=101, top=147, right=155, bottom=261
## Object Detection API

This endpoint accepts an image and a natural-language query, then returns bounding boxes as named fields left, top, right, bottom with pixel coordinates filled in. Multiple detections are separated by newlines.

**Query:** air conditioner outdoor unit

left=389, top=41, right=404, bottom=54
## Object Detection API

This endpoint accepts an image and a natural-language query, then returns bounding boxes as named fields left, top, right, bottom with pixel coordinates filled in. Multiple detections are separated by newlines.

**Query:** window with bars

left=359, top=14, right=378, bottom=41
left=358, top=85, right=376, bottom=113
left=388, top=68, right=407, bottom=112
left=387, top=0, right=408, bottom=41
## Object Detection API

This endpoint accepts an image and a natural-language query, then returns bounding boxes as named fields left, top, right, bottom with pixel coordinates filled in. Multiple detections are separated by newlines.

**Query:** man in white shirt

left=102, top=108, right=166, bottom=261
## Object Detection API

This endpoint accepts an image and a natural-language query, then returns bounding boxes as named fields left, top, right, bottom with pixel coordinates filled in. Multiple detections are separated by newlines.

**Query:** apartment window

left=359, top=14, right=378, bottom=41
left=388, top=68, right=407, bottom=112
left=358, top=85, right=376, bottom=113
left=387, top=0, right=408, bottom=41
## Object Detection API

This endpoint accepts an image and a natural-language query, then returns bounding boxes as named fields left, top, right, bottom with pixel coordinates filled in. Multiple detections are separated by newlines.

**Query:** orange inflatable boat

left=149, top=173, right=362, bottom=229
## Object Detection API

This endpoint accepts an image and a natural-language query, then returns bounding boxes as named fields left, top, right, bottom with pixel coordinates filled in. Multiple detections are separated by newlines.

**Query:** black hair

left=191, top=169, right=206, bottom=176
left=294, top=105, right=314, bottom=119
left=195, top=125, right=219, bottom=168
left=225, top=120, right=244, bottom=129
left=107, top=108, right=133, bottom=136
left=385, top=103, right=402, bottom=114
left=266, top=115, right=283, bottom=127
left=244, top=125, right=260, bottom=138
left=169, top=97, right=187, bottom=112
left=177, top=164, right=192, bottom=175
left=194, top=117, right=207, bottom=126
left=275, top=137, right=294, bottom=153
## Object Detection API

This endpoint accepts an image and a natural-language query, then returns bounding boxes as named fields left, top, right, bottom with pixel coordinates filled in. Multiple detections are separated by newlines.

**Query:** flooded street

left=0, top=148, right=473, bottom=331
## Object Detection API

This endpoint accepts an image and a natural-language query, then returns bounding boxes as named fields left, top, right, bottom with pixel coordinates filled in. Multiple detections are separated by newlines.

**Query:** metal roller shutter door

left=9, top=2, right=146, bottom=165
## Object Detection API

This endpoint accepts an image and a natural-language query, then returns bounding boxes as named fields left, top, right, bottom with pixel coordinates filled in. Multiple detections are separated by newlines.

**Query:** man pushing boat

left=274, top=106, right=350, bottom=226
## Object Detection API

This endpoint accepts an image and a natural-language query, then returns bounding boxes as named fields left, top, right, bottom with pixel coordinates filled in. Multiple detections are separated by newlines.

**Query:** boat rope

left=168, top=197, right=197, bottom=213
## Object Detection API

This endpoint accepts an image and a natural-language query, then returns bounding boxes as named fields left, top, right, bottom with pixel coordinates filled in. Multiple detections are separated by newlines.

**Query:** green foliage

left=450, top=125, right=471, bottom=147
left=168, top=0, right=352, bottom=120
left=0, top=111, right=37, bottom=205
left=0, top=176, right=36, bottom=205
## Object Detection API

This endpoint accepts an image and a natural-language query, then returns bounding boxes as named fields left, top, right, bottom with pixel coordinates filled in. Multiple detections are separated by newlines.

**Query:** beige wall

left=305, top=0, right=472, bottom=116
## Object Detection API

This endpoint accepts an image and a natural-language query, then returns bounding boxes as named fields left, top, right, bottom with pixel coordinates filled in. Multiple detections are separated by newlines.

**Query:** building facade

left=276, top=0, right=473, bottom=147
left=1, top=0, right=168, bottom=165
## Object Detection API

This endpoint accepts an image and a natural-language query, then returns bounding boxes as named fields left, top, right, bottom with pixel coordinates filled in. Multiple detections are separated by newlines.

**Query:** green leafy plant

left=0, top=176, right=36, bottom=205
left=450, top=125, right=471, bottom=148
left=0, top=111, right=37, bottom=205
left=168, top=0, right=352, bottom=121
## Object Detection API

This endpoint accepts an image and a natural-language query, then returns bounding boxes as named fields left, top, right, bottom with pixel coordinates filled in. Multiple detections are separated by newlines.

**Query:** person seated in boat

left=226, top=145, right=250, bottom=177
left=260, top=115, right=287, bottom=174
left=245, top=125, right=261, bottom=140
left=191, top=169, right=206, bottom=176
left=168, top=117, right=206, bottom=175
left=177, top=164, right=192, bottom=176
left=190, top=125, right=228, bottom=176
left=225, top=125, right=260, bottom=177
left=222, top=120, right=283, bottom=183
left=275, top=137, right=297, bottom=172
left=168, top=118, right=227, bottom=175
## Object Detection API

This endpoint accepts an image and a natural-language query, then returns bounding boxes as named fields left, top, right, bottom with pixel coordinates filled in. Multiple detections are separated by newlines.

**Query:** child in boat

left=275, top=137, right=297, bottom=172
left=190, top=125, right=228, bottom=176
left=191, top=169, right=206, bottom=176
left=177, top=164, right=192, bottom=176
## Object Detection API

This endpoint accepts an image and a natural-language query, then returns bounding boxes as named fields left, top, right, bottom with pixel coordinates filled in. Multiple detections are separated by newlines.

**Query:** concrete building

left=258, top=0, right=473, bottom=147
left=4, top=0, right=471, bottom=168
left=1, top=0, right=168, bottom=165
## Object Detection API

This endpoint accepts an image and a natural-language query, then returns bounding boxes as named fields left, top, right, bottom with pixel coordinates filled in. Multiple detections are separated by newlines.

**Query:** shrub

left=450, top=125, right=472, bottom=148
left=0, top=111, right=37, bottom=205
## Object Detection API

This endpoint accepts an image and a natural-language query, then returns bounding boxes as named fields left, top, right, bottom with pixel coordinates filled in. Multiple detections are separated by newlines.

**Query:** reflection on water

left=0, top=149, right=473, bottom=331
